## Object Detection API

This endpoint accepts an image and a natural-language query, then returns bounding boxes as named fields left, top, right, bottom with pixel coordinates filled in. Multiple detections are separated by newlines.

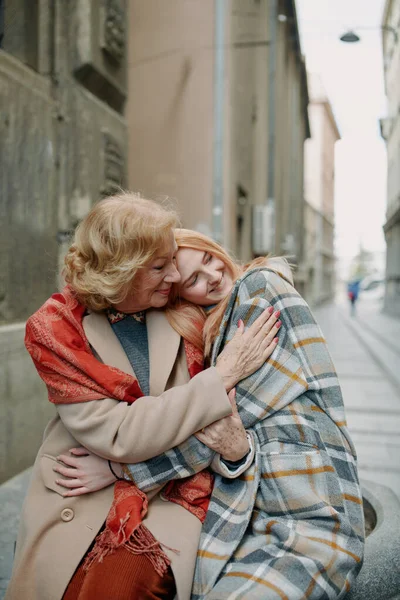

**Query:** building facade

left=381, top=0, right=400, bottom=317
left=0, top=0, right=128, bottom=482
left=0, top=0, right=310, bottom=481
left=126, top=0, right=309, bottom=265
left=302, top=73, right=340, bottom=306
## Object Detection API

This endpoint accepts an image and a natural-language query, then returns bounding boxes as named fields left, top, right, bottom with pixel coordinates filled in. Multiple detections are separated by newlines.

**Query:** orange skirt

left=62, top=545, right=176, bottom=600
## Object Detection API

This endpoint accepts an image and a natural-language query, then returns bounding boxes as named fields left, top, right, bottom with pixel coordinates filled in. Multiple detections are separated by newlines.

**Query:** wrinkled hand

left=215, top=306, right=281, bottom=391
left=53, top=447, right=121, bottom=497
left=195, top=389, right=249, bottom=461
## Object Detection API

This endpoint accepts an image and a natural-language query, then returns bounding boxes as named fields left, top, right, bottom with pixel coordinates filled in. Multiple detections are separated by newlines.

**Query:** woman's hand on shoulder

left=215, top=306, right=281, bottom=390
left=53, top=447, right=120, bottom=497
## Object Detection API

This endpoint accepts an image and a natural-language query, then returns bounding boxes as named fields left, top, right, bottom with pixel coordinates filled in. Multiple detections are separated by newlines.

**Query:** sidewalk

left=0, top=468, right=32, bottom=599
left=1, top=296, right=400, bottom=598
left=313, top=295, right=400, bottom=499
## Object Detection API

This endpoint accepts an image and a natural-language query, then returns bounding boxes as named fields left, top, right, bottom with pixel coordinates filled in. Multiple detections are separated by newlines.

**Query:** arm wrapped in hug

left=122, top=432, right=255, bottom=491
left=192, top=268, right=365, bottom=600
left=122, top=435, right=214, bottom=491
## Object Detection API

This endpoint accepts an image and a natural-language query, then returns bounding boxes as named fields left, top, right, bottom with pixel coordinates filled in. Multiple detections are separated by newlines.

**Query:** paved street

left=1, top=295, right=400, bottom=598
left=314, top=294, right=400, bottom=498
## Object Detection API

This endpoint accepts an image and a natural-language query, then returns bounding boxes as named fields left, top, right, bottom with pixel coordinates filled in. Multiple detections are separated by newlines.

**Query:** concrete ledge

left=2, top=474, right=399, bottom=599
left=345, top=478, right=400, bottom=599
left=0, top=468, right=33, bottom=599
left=0, top=323, right=55, bottom=482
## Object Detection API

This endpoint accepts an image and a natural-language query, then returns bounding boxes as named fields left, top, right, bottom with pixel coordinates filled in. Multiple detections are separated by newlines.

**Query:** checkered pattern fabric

left=125, top=268, right=365, bottom=599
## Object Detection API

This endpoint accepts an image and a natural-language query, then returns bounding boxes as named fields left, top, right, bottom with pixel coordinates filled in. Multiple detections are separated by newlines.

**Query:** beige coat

left=5, top=310, right=232, bottom=600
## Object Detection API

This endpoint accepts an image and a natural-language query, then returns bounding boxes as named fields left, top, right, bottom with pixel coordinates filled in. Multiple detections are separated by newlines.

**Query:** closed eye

left=188, top=274, right=198, bottom=287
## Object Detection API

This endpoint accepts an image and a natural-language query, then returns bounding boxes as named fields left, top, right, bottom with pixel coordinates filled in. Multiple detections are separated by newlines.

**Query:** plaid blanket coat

left=125, top=266, right=365, bottom=599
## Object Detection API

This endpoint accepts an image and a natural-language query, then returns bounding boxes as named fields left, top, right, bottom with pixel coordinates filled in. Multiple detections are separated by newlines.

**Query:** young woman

left=5, top=201, right=280, bottom=600
left=55, top=229, right=365, bottom=599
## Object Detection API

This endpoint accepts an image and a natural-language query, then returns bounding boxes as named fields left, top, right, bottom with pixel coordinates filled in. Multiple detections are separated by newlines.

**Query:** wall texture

left=0, top=0, right=128, bottom=482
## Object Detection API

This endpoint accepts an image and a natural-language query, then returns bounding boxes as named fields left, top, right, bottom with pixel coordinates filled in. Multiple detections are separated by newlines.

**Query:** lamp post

left=339, top=25, right=398, bottom=44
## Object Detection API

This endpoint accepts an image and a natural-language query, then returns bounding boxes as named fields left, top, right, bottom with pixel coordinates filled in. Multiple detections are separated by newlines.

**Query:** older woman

left=58, top=229, right=365, bottom=599
left=5, top=197, right=280, bottom=600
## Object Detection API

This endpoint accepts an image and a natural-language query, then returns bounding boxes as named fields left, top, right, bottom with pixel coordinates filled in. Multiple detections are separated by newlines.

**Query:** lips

left=157, top=288, right=171, bottom=296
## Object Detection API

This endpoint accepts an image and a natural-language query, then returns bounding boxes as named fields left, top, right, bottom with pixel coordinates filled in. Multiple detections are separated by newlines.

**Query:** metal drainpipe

left=267, top=0, right=277, bottom=251
left=212, top=0, right=225, bottom=243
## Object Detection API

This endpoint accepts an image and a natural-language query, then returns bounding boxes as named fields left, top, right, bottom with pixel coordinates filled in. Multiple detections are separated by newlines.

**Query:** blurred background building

left=127, top=0, right=309, bottom=268
left=4, top=7, right=400, bottom=594
left=381, top=0, right=400, bottom=317
left=302, top=73, right=340, bottom=306
left=0, top=0, right=342, bottom=482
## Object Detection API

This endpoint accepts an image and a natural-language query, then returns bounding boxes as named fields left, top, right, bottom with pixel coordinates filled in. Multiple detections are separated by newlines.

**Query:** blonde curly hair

left=64, top=192, right=179, bottom=311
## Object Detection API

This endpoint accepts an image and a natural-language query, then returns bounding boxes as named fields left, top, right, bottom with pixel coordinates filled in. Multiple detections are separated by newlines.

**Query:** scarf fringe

left=83, top=516, right=175, bottom=578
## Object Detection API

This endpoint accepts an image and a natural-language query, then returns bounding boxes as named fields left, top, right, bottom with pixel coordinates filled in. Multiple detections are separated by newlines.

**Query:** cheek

left=141, top=272, right=162, bottom=293
left=190, top=284, right=210, bottom=305
left=224, top=273, right=233, bottom=289
left=150, top=276, right=165, bottom=293
left=180, top=288, right=194, bottom=302
left=181, top=287, right=201, bottom=303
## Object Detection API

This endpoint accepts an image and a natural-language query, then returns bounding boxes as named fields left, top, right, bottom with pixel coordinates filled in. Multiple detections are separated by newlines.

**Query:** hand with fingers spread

left=195, top=388, right=250, bottom=462
left=53, top=447, right=119, bottom=497
left=215, top=306, right=281, bottom=391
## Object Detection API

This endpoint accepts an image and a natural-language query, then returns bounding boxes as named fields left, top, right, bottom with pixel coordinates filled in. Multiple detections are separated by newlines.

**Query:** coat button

left=61, top=508, right=74, bottom=522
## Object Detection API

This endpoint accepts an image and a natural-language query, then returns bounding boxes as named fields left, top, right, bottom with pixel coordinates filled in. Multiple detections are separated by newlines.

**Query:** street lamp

left=339, top=25, right=398, bottom=44
left=339, top=30, right=360, bottom=43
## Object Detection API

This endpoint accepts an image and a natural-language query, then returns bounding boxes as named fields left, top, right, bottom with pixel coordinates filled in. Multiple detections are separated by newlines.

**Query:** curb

left=345, top=478, right=400, bottom=599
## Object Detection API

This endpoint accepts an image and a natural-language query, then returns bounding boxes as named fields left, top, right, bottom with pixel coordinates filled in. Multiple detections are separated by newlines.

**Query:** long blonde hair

left=166, top=229, right=272, bottom=357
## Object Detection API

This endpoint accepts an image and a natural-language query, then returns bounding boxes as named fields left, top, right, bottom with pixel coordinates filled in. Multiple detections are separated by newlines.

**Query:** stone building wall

left=0, top=0, right=127, bottom=482
left=381, top=0, right=400, bottom=317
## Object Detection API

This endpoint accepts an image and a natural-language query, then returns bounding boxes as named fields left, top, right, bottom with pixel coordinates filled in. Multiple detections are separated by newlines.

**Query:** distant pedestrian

left=348, top=279, right=361, bottom=316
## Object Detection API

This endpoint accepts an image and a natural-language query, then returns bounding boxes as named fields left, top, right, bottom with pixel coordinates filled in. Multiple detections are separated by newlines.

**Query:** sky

left=295, top=0, right=387, bottom=275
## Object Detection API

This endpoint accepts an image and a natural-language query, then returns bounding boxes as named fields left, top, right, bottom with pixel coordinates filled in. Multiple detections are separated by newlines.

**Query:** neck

left=111, top=306, right=147, bottom=315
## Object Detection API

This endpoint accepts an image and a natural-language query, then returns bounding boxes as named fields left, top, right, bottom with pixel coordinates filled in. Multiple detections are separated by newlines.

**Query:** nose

left=165, top=261, right=181, bottom=283
left=206, top=267, right=221, bottom=286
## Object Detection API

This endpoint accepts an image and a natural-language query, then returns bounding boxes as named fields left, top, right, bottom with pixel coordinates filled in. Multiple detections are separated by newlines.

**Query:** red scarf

left=25, top=287, right=213, bottom=576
